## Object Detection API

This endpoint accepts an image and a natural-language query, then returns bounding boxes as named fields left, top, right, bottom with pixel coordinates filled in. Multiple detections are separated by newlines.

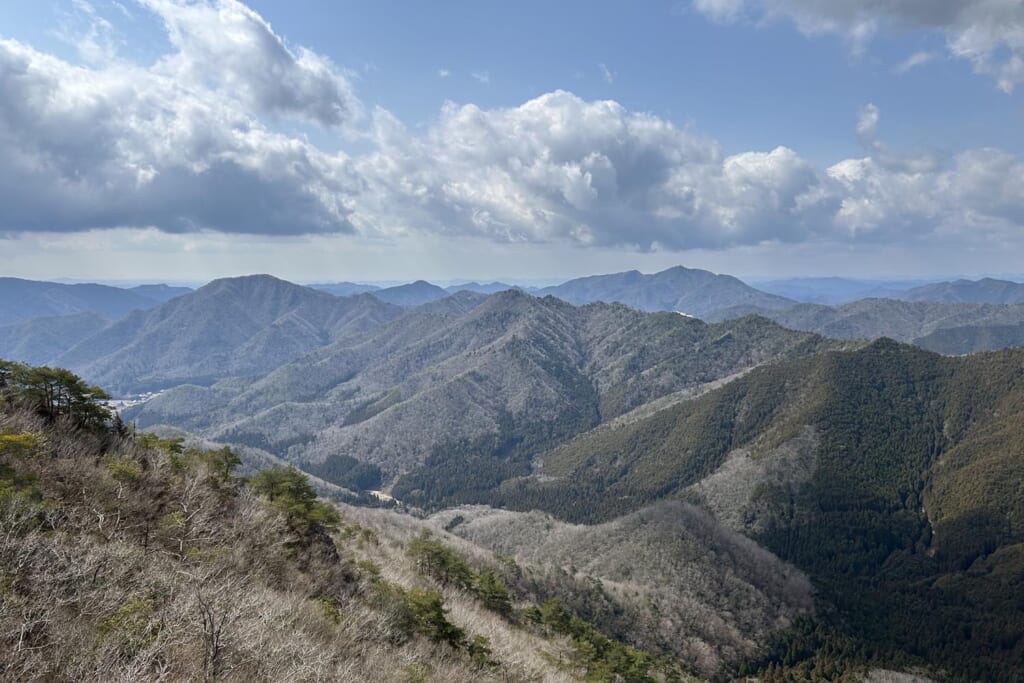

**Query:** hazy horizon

left=13, top=266, right=1024, bottom=290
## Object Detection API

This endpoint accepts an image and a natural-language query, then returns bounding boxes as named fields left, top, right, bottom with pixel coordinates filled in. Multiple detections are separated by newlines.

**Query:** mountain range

left=57, top=275, right=400, bottom=393
left=893, top=277, right=1024, bottom=304
left=2, top=268, right=1023, bottom=679
left=0, top=277, right=191, bottom=326
left=128, top=289, right=837, bottom=477
left=715, top=298, right=1024, bottom=355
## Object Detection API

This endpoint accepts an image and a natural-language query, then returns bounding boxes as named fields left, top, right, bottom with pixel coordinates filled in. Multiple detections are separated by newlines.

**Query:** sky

left=0, top=0, right=1022, bottom=283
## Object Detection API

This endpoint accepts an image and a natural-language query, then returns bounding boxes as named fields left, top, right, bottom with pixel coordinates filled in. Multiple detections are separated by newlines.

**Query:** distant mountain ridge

left=444, top=282, right=518, bottom=295
left=894, top=277, right=1024, bottom=304
left=713, top=298, right=1024, bottom=355
left=751, top=277, right=929, bottom=305
left=0, top=277, right=171, bottom=325
left=370, top=280, right=450, bottom=306
left=537, top=265, right=795, bottom=316
left=0, top=312, right=109, bottom=366
left=309, top=281, right=381, bottom=297
left=127, top=283, right=193, bottom=303
left=58, top=274, right=401, bottom=393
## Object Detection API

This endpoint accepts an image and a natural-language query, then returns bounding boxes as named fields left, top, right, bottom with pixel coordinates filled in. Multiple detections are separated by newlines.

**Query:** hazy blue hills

left=57, top=274, right=401, bottom=393
left=127, top=283, right=193, bottom=303
left=713, top=298, right=1024, bottom=355
left=0, top=312, right=110, bottom=366
left=309, top=281, right=381, bottom=296
left=370, top=280, right=450, bottom=306
left=0, top=277, right=169, bottom=325
left=444, top=282, right=518, bottom=294
left=750, top=276, right=929, bottom=305
left=537, top=265, right=795, bottom=316
left=893, top=276, right=1024, bottom=304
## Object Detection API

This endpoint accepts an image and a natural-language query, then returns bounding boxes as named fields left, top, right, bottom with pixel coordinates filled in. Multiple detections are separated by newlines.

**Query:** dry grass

left=0, top=411, right=579, bottom=683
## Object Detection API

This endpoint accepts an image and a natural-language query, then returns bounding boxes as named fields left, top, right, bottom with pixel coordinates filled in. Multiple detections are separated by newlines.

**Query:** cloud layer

left=691, top=0, right=1024, bottom=92
left=0, top=0, right=1022, bottom=255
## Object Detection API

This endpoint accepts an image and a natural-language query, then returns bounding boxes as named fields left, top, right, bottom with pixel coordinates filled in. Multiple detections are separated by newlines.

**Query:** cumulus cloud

left=140, top=0, right=361, bottom=126
left=354, top=91, right=835, bottom=249
left=354, top=93, right=1024, bottom=250
left=690, top=0, right=1024, bottom=92
left=0, top=3, right=362, bottom=235
left=1, top=0, right=1023, bottom=254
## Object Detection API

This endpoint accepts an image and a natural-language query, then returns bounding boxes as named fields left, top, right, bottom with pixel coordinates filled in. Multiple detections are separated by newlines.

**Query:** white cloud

left=691, top=0, right=747, bottom=23
left=56, top=0, right=122, bottom=64
left=354, top=91, right=835, bottom=249
left=599, top=62, right=615, bottom=84
left=0, top=3, right=362, bottom=235
left=140, top=0, right=361, bottom=126
left=893, top=50, right=938, bottom=74
left=471, top=70, right=490, bottom=84
left=690, top=0, right=1024, bottom=92
left=355, top=93, right=1024, bottom=250
left=0, top=0, right=1023, bottom=258
left=437, top=68, right=450, bottom=78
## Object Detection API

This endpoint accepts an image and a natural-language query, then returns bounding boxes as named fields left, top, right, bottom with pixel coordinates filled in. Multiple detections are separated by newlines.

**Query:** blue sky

left=0, top=0, right=1022, bottom=282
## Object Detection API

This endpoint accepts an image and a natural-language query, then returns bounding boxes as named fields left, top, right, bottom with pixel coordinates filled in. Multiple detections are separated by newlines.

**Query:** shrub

left=102, top=453, right=143, bottom=483
left=406, top=531, right=473, bottom=590
left=248, top=466, right=340, bottom=533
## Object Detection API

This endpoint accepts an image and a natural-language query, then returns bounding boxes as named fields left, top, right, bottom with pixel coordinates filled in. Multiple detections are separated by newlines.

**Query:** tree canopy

left=0, top=359, right=111, bottom=429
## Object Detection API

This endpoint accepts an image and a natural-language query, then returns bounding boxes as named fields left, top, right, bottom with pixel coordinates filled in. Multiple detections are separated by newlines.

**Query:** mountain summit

left=537, top=265, right=793, bottom=316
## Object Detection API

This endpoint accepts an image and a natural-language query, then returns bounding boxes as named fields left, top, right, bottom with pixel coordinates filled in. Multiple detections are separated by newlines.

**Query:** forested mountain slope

left=454, top=339, right=1024, bottom=680
left=0, top=312, right=110, bottom=366
left=429, top=502, right=814, bottom=676
left=129, top=291, right=836, bottom=481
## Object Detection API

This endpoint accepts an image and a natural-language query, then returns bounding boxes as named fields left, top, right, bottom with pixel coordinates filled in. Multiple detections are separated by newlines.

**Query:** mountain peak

left=371, top=280, right=449, bottom=306
left=537, top=266, right=793, bottom=316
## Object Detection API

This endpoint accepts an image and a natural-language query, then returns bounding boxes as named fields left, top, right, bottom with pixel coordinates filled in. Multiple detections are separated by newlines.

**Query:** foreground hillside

left=0, top=362, right=705, bottom=682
